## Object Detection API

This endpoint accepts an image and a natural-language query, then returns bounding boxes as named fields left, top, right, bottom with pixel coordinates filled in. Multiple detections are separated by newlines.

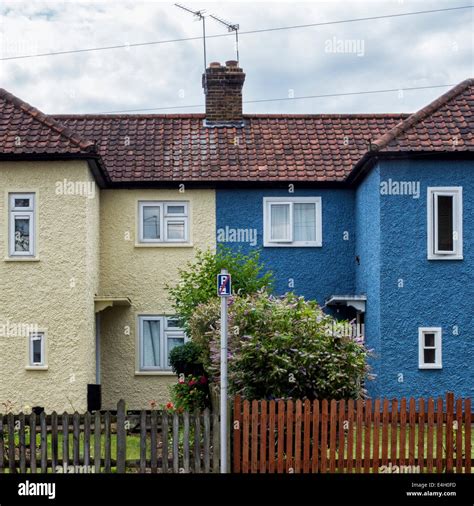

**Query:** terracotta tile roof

left=372, top=79, right=474, bottom=153
left=53, top=113, right=406, bottom=182
left=0, top=79, right=472, bottom=183
left=0, top=89, right=96, bottom=155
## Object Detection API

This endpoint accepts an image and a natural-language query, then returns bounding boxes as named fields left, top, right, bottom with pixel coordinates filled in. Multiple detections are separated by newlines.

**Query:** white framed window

left=138, top=201, right=189, bottom=243
left=427, top=187, right=462, bottom=260
left=263, top=197, right=322, bottom=247
left=138, top=316, right=186, bottom=371
left=29, top=331, right=45, bottom=367
left=418, top=327, right=442, bottom=369
left=9, top=193, right=35, bottom=257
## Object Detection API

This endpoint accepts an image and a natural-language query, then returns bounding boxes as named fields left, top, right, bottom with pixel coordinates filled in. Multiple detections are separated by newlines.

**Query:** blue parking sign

left=217, top=273, right=232, bottom=296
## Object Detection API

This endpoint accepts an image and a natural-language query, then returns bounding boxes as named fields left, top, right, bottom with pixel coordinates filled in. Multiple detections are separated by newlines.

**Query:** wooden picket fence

left=233, top=393, right=472, bottom=473
left=0, top=400, right=220, bottom=473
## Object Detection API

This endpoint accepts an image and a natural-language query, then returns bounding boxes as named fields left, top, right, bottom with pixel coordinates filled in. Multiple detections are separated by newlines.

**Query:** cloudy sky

left=0, top=0, right=472, bottom=115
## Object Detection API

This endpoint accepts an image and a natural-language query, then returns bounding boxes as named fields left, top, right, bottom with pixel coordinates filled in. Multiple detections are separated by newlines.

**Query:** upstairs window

left=427, top=187, right=462, bottom=260
left=263, top=197, right=322, bottom=247
left=138, top=201, right=189, bottom=243
left=9, top=193, right=35, bottom=257
left=138, top=316, right=186, bottom=371
left=418, top=327, right=442, bottom=369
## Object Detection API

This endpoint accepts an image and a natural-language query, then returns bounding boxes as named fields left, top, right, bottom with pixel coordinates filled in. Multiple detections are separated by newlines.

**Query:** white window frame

left=138, top=201, right=189, bottom=244
left=418, top=327, right=442, bottom=369
left=9, top=193, right=35, bottom=257
left=29, top=331, right=45, bottom=367
left=138, top=315, right=187, bottom=371
left=427, top=187, right=463, bottom=260
left=263, top=197, right=322, bottom=247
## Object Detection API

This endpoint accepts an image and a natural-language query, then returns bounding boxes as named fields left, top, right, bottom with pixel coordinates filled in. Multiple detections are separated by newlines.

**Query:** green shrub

left=166, top=247, right=273, bottom=333
left=188, top=291, right=371, bottom=400
left=169, top=341, right=205, bottom=377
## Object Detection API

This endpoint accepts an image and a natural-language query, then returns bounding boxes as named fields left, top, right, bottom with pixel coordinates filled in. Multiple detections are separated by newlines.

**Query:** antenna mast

left=209, top=14, right=240, bottom=63
left=175, top=3, right=207, bottom=72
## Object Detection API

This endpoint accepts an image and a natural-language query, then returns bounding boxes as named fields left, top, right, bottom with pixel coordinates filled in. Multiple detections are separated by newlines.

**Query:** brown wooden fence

left=0, top=400, right=220, bottom=473
left=233, top=393, right=472, bottom=473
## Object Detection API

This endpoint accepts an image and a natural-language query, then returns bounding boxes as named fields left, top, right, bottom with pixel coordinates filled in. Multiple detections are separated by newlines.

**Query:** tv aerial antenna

left=209, top=14, right=240, bottom=64
left=175, top=3, right=208, bottom=72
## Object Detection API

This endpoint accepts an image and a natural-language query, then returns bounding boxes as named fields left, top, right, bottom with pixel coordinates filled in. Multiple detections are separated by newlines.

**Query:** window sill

left=5, top=257, right=40, bottom=262
left=427, top=254, right=463, bottom=261
left=418, top=365, right=442, bottom=370
left=264, top=243, right=322, bottom=248
left=135, top=371, right=176, bottom=376
left=25, top=366, right=48, bottom=371
left=135, top=243, right=193, bottom=248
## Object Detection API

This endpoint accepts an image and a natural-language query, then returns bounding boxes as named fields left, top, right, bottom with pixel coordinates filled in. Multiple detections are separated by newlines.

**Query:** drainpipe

left=95, top=312, right=101, bottom=384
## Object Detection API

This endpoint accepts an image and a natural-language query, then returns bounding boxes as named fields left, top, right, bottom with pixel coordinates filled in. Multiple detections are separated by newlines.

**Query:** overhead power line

left=0, top=5, right=471, bottom=61
left=96, top=83, right=456, bottom=114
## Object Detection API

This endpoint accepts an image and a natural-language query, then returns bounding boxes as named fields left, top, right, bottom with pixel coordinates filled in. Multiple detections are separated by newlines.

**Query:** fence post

left=446, top=392, right=454, bottom=473
left=0, top=414, right=4, bottom=473
left=233, top=396, right=241, bottom=473
left=116, top=400, right=126, bottom=473
left=7, top=413, right=15, bottom=473
left=212, top=410, right=220, bottom=473
left=227, top=397, right=232, bottom=473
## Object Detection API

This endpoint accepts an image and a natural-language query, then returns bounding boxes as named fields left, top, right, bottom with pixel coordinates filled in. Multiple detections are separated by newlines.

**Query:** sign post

left=217, top=269, right=231, bottom=473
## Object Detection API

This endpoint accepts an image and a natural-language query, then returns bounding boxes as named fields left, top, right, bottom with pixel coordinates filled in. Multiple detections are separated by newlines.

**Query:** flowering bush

left=162, top=401, right=183, bottom=414
left=170, top=374, right=210, bottom=411
left=189, top=291, right=372, bottom=400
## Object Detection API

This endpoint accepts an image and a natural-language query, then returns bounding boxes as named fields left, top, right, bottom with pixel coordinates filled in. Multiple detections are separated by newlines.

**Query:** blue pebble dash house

left=207, top=62, right=473, bottom=399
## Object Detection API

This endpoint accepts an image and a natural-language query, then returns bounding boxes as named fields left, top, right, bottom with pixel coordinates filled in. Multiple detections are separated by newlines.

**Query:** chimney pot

left=209, top=61, right=221, bottom=68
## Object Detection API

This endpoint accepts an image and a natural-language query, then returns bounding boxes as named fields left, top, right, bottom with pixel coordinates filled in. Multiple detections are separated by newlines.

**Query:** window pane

left=424, top=348, right=436, bottom=364
left=32, top=338, right=42, bottom=364
left=270, top=204, right=290, bottom=241
left=14, top=198, right=30, bottom=208
left=167, top=205, right=186, bottom=215
left=143, top=206, right=160, bottom=239
left=167, top=336, right=185, bottom=366
left=142, top=320, right=161, bottom=367
left=14, top=217, right=30, bottom=252
left=167, top=221, right=185, bottom=240
left=166, top=317, right=182, bottom=329
left=294, top=203, right=316, bottom=241
left=31, top=335, right=43, bottom=364
left=437, top=195, right=453, bottom=251
left=424, top=333, right=435, bottom=347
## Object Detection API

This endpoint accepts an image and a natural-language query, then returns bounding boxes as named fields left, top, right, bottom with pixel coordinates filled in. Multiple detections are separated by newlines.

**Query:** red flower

left=166, top=402, right=174, bottom=410
left=200, top=376, right=208, bottom=384
left=188, top=379, right=197, bottom=386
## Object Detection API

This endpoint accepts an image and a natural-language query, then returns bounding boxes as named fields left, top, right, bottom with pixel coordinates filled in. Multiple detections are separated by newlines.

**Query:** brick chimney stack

left=202, top=60, right=245, bottom=123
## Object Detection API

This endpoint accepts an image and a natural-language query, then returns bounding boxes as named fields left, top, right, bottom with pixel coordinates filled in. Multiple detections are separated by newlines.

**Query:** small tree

left=189, top=291, right=371, bottom=400
left=166, top=247, right=273, bottom=333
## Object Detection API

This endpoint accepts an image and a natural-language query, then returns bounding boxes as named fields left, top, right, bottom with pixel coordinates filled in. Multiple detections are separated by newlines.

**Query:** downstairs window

left=418, top=327, right=442, bottom=369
